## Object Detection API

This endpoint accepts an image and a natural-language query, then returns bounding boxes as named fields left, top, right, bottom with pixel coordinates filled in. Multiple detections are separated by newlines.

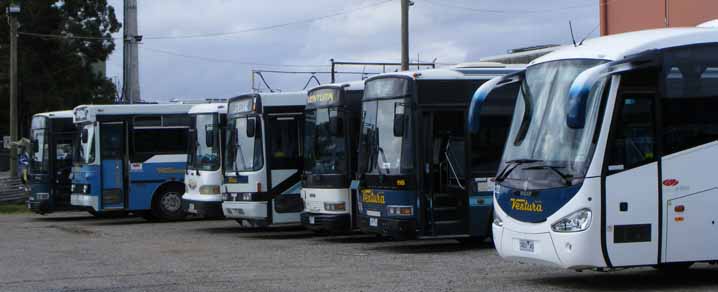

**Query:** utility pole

left=7, top=3, right=20, bottom=178
left=122, top=0, right=141, bottom=103
left=400, top=0, right=410, bottom=71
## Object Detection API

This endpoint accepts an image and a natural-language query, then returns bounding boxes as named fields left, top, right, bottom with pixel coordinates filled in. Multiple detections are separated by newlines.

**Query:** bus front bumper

left=182, top=198, right=224, bottom=218
left=71, top=194, right=99, bottom=211
left=301, top=212, right=351, bottom=233
left=358, top=215, right=415, bottom=240
left=493, top=224, right=562, bottom=267
left=27, top=198, right=50, bottom=214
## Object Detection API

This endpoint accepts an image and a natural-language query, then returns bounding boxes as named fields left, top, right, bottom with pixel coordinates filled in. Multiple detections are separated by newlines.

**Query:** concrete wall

left=600, top=0, right=718, bottom=35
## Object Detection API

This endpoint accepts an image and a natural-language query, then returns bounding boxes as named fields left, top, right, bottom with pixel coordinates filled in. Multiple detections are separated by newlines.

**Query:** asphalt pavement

left=1, top=213, right=717, bottom=292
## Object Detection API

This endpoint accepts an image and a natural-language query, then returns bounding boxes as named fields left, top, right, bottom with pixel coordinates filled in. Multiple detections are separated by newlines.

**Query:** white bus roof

left=369, top=63, right=526, bottom=81
left=73, top=103, right=194, bottom=123
left=309, top=80, right=365, bottom=92
left=33, top=110, right=73, bottom=119
left=232, top=91, right=307, bottom=108
left=188, top=103, right=228, bottom=115
left=533, top=26, right=718, bottom=65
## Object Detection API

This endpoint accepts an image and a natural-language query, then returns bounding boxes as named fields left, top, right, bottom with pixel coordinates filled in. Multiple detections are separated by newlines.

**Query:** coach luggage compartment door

left=603, top=92, right=659, bottom=267
left=99, top=122, right=127, bottom=210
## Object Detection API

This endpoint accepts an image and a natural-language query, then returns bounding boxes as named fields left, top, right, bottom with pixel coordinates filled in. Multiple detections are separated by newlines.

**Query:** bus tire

left=150, top=184, right=186, bottom=221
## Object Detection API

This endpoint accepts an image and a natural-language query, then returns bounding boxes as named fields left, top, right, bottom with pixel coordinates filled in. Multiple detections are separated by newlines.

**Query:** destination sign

left=229, top=97, right=254, bottom=114
left=307, top=88, right=340, bottom=106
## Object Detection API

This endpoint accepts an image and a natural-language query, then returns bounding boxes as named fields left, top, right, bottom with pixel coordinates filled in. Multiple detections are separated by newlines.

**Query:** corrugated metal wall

left=600, top=0, right=718, bottom=35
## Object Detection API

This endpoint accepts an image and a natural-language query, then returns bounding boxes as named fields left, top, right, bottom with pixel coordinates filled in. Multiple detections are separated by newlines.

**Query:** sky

left=105, top=0, right=600, bottom=101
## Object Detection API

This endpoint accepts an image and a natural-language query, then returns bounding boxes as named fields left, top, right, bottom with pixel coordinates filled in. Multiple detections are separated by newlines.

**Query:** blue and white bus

left=472, top=23, right=718, bottom=270
left=27, top=111, right=78, bottom=214
left=222, top=92, right=307, bottom=227
left=300, top=82, right=364, bottom=233
left=356, top=64, right=523, bottom=241
left=70, top=104, right=193, bottom=220
left=182, top=103, right=228, bottom=218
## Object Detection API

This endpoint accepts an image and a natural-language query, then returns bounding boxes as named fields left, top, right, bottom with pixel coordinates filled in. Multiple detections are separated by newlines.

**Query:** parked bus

left=221, top=92, right=307, bottom=227
left=27, top=111, right=78, bottom=214
left=300, top=82, right=364, bottom=233
left=356, top=64, right=523, bottom=240
left=182, top=103, right=228, bottom=218
left=471, top=24, right=718, bottom=270
left=70, top=104, right=193, bottom=220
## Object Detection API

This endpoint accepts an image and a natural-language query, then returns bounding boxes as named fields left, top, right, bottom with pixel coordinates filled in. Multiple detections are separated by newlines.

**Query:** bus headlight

left=387, top=205, right=413, bottom=216
left=551, top=208, right=592, bottom=233
left=82, top=184, right=90, bottom=194
left=324, top=202, right=346, bottom=211
left=199, top=185, right=221, bottom=195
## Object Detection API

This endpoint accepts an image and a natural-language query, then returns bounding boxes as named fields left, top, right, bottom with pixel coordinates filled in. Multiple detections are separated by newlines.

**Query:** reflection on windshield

left=361, top=99, right=412, bottom=175
left=304, top=108, right=346, bottom=174
left=75, top=124, right=95, bottom=165
left=30, top=128, right=49, bottom=173
left=501, top=59, right=608, bottom=188
left=225, top=117, right=263, bottom=173
left=189, top=114, right=221, bottom=171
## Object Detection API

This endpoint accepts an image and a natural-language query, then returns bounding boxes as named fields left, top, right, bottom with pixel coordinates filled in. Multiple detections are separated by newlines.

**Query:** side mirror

left=81, top=128, right=89, bottom=143
left=329, top=117, right=343, bottom=137
left=205, top=128, right=215, bottom=147
left=393, top=114, right=405, bottom=137
left=246, top=118, right=256, bottom=138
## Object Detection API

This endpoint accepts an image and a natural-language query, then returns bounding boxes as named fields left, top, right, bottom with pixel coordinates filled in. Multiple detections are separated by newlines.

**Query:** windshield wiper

left=524, top=165, right=573, bottom=186
left=495, top=159, right=541, bottom=182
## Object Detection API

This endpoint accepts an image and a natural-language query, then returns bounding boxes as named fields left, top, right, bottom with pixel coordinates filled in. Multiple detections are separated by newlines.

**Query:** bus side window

left=132, top=128, right=189, bottom=162
left=269, top=117, right=300, bottom=170
left=607, top=95, right=656, bottom=173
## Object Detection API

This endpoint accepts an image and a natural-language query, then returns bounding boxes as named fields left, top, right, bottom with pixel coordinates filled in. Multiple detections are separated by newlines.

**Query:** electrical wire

left=302, top=75, right=322, bottom=90
left=17, top=0, right=392, bottom=42
left=141, top=46, right=330, bottom=68
left=421, top=0, right=603, bottom=14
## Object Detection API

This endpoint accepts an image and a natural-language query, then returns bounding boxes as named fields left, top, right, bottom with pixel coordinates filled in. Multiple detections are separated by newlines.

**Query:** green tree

left=0, top=0, right=121, bottom=137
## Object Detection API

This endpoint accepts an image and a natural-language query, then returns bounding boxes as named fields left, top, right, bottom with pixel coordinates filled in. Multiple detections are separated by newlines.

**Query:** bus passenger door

left=603, top=92, right=659, bottom=267
left=100, top=122, right=126, bottom=210
left=267, top=115, right=303, bottom=224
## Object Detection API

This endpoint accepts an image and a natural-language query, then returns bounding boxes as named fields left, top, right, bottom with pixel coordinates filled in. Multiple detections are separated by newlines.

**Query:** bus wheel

left=151, top=186, right=186, bottom=221
left=655, top=262, right=693, bottom=273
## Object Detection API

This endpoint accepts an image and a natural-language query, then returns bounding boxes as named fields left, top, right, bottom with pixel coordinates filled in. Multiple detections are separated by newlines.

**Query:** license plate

left=519, top=239, right=535, bottom=253
left=369, top=217, right=378, bottom=227
left=309, top=216, right=315, bottom=224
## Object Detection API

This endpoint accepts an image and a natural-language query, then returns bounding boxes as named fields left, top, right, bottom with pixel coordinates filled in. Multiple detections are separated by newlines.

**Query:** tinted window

left=132, top=128, right=188, bottom=162
left=607, top=95, right=655, bottom=173
left=268, top=117, right=300, bottom=169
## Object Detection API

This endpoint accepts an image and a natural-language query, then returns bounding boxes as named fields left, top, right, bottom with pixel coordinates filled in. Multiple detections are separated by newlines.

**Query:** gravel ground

left=1, top=212, right=717, bottom=292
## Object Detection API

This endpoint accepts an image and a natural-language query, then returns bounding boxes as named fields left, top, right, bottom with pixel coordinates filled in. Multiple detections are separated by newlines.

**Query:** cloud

left=106, top=0, right=599, bottom=100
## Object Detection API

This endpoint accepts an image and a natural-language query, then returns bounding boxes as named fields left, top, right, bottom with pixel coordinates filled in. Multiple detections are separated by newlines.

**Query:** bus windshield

left=304, top=107, right=346, bottom=174
left=501, top=59, right=608, bottom=188
left=225, top=116, right=263, bottom=173
left=362, top=98, right=413, bottom=175
left=30, top=117, right=49, bottom=173
left=74, top=123, right=95, bottom=165
left=189, top=114, right=221, bottom=171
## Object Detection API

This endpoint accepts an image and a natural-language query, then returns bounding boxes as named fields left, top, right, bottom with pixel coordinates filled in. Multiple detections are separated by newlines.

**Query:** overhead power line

left=17, top=0, right=393, bottom=42
left=422, top=0, right=603, bottom=14
left=141, top=46, right=330, bottom=68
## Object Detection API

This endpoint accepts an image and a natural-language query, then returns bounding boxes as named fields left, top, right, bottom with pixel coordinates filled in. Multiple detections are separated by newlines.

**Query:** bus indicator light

left=663, top=179, right=679, bottom=187
left=674, top=205, right=685, bottom=212
left=675, top=216, right=684, bottom=222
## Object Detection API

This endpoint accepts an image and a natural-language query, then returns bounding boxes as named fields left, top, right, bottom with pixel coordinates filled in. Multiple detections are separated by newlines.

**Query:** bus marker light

left=674, top=205, right=685, bottom=212
left=675, top=216, right=684, bottom=222
left=256, top=182, right=262, bottom=192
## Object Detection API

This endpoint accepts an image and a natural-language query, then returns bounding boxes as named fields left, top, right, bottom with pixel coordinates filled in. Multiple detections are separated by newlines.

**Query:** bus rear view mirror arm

left=567, top=50, right=661, bottom=129
left=468, top=71, right=524, bottom=134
